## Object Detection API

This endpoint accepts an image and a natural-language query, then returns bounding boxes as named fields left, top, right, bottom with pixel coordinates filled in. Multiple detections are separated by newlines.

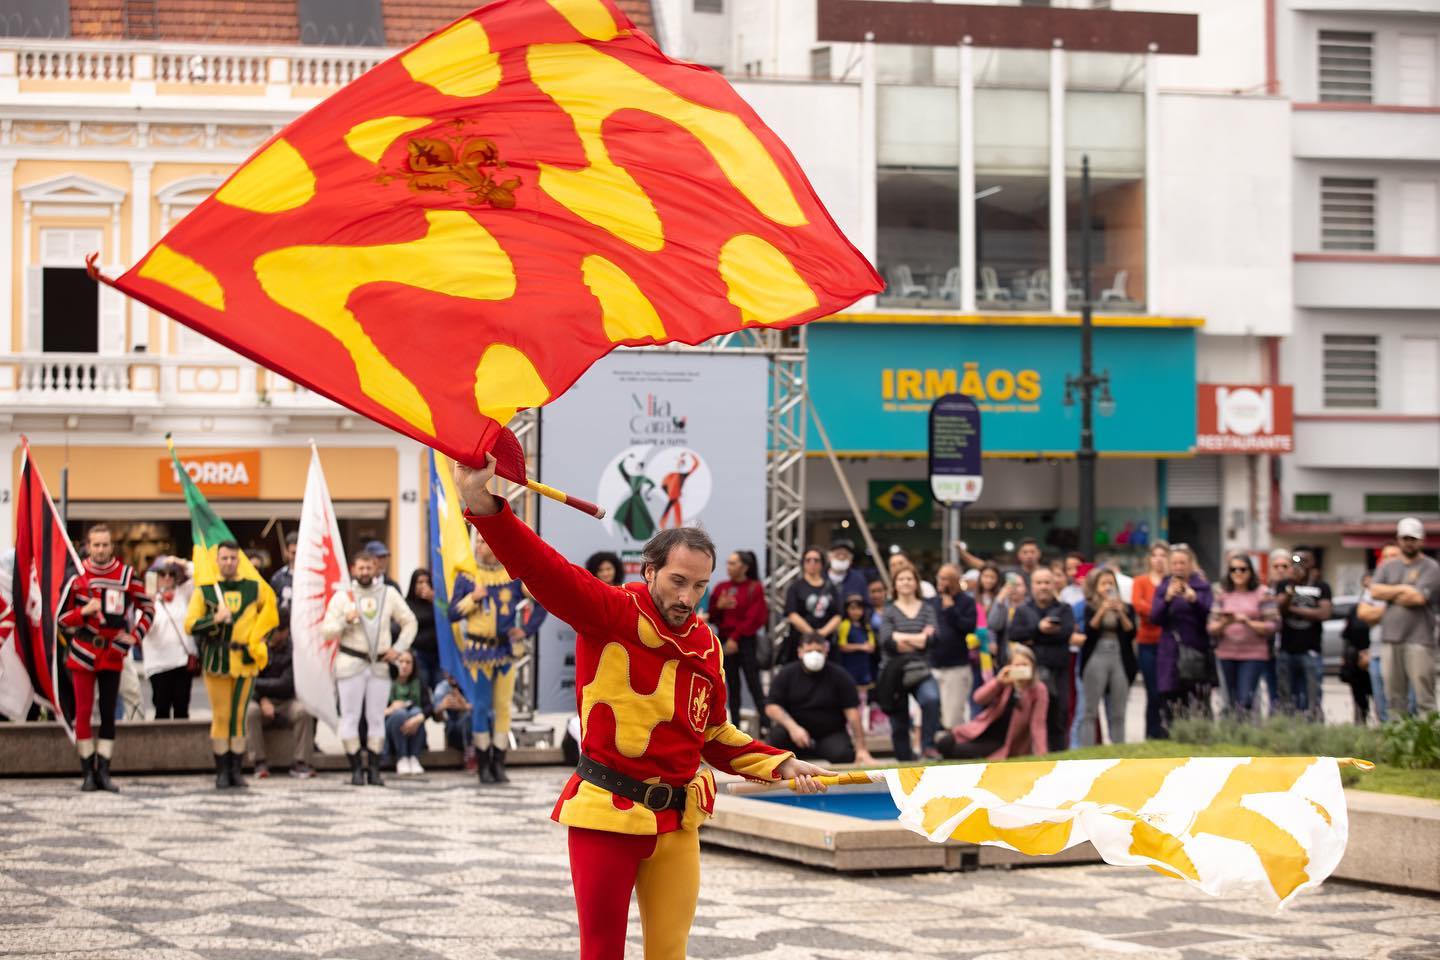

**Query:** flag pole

left=726, top=771, right=882, bottom=795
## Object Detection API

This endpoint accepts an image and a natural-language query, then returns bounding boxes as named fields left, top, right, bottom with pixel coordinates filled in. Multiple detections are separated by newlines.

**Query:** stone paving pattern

left=2, top=768, right=1439, bottom=960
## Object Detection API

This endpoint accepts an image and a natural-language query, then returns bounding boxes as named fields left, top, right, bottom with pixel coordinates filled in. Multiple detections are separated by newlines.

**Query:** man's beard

left=651, top=588, right=691, bottom=628
left=1402, top=544, right=1420, bottom=557
left=357, top=575, right=374, bottom=587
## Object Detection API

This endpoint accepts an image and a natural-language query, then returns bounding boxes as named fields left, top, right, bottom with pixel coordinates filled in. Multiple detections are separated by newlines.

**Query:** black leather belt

left=338, top=647, right=377, bottom=661
left=576, top=754, right=686, bottom=813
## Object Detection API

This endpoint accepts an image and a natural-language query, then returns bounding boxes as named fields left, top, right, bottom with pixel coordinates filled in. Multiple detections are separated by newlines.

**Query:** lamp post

left=1065, top=155, right=1113, bottom=561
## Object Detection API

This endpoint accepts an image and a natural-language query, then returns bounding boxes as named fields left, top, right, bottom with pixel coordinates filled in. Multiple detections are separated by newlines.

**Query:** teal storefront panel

left=807, top=322, right=1197, bottom=455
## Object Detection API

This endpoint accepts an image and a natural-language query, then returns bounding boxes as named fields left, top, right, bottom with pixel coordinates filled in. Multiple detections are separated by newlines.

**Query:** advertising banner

left=535, top=352, right=769, bottom=713
left=807, top=321, right=1197, bottom=455
left=1196, top=384, right=1294, bottom=453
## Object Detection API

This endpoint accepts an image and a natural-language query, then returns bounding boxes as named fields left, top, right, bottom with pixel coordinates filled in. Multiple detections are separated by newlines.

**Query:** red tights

left=568, top=826, right=700, bottom=960
left=72, top=668, right=119, bottom=742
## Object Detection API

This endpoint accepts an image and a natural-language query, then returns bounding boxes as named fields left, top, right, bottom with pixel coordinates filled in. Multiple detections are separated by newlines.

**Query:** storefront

left=804, top=316, right=1200, bottom=573
left=14, top=442, right=415, bottom=582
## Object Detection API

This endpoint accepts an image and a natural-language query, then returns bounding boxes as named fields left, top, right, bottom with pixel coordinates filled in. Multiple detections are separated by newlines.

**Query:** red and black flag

left=11, top=439, right=81, bottom=737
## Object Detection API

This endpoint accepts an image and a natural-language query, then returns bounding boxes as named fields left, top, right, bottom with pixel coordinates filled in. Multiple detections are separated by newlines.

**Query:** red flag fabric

left=12, top=442, right=81, bottom=735
left=109, top=0, right=882, bottom=467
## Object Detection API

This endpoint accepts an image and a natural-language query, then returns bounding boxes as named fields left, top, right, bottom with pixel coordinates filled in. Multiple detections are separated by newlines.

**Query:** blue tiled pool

left=751, top=790, right=898, bottom=821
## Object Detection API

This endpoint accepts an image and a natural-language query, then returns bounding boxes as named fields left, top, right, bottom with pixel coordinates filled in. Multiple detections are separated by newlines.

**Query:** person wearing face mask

left=763, top=634, right=874, bottom=766
left=825, top=539, right=868, bottom=602
left=324, top=549, right=417, bottom=787
left=452, top=456, right=829, bottom=960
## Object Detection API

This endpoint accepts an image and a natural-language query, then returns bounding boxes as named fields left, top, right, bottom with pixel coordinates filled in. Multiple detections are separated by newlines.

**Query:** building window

left=1398, top=34, right=1438, bottom=107
left=1293, top=493, right=1331, bottom=513
left=694, top=0, right=723, bottom=13
left=1318, top=30, right=1373, bottom=103
left=975, top=87, right=1049, bottom=310
left=1365, top=493, right=1440, bottom=513
left=877, top=168, right=958, bottom=306
left=1320, top=177, right=1376, bottom=252
left=1322, top=333, right=1379, bottom=409
left=298, top=0, right=383, bottom=46
left=810, top=46, right=832, bottom=81
left=0, top=0, right=69, bottom=37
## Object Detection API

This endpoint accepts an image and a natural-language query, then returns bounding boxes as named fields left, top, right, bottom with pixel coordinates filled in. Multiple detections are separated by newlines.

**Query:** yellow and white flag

left=882, top=756, right=1369, bottom=905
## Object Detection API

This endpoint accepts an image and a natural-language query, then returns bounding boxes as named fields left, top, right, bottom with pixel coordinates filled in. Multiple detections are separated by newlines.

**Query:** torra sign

left=158, top=450, right=261, bottom=498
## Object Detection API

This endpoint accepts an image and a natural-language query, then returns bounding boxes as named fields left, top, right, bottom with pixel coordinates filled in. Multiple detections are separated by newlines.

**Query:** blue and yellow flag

left=428, top=450, right=478, bottom=698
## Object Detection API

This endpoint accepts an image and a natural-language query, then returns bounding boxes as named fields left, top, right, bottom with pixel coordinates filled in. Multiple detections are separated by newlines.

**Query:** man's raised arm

left=453, top=457, right=626, bottom=629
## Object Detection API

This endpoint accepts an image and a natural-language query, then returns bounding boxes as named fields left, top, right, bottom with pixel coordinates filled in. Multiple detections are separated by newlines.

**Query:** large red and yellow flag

left=107, top=0, right=881, bottom=466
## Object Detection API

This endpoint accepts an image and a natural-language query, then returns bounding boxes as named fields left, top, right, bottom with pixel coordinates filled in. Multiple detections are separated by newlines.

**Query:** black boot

left=94, top=755, right=119, bottom=793
left=214, top=753, right=229, bottom=790
left=347, top=752, right=364, bottom=786
left=228, top=752, right=249, bottom=789
left=80, top=754, right=97, bottom=792
left=490, top=748, right=509, bottom=784
left=366, top=749, right=384, bottom=787
left=478, top=746, right=497, bottom=785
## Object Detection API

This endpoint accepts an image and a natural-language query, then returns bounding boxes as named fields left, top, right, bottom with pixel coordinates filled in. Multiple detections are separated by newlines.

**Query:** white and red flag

left=291, top=442, right=348, bottom=732
left=9, top=439, right=83, bottom=735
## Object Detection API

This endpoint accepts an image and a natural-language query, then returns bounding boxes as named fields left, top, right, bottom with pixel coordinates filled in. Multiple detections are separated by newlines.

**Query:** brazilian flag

left=167, top=435, right=276, bottom=672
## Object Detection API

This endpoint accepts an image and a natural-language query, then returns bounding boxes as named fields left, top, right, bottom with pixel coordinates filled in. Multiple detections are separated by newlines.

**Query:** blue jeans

left=1276, top=651, right=1323, bottom=719
left=1137, top=644, right=1163, bottom=739
left=1220, top=659, right=1267, bottom=718
left=1368, top=642, right=1388, bottom=724
left=889, top=676, right=941, bottom=762
left=384, top=706, right=427, bottom=759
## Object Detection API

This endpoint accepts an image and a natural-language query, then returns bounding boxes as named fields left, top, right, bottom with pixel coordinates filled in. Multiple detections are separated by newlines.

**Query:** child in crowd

left=836, top=594, right=878, bottom=728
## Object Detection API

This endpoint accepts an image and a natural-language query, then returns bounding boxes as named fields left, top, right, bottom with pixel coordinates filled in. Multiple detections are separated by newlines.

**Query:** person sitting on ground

left=244, top=622, right=317, bottom=779
left=935, top=645, right=1048, bottom=760
left=764, top=634, right=875, bottom=765
left=431, top=671, right=472, bottom=752
left=385, top=649, right=432, bottom=776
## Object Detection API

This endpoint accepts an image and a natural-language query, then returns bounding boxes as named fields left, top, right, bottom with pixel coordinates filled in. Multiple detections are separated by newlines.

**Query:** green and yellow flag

left=166, top=434, right=277, bottom=640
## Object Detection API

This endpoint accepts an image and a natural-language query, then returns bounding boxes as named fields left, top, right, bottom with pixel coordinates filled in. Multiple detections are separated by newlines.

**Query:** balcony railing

left=0, top=39, right=388, bottom=96
left=1, top=352, right=340, bottom=412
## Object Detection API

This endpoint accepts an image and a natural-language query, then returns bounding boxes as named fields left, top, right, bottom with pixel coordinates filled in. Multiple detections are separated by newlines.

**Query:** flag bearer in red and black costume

left=454, top=457, right=830, bottom=960
left=58, top=524, right=153, bottom=792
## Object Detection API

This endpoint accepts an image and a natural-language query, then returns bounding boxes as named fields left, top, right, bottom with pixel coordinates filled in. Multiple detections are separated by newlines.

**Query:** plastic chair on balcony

left=936, top=266, right=962, bottom=302
left=889, top=264, right=929, bottom=299
left=1025, top=268, right=1050, bottom=304
left=1100, top=269, right=1130, bottom=305
left=978, top=266, right=1010, bottom=304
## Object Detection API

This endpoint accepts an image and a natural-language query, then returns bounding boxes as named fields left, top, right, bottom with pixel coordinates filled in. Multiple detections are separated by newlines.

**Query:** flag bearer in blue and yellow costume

left=449, top=533, right=547, bottom=785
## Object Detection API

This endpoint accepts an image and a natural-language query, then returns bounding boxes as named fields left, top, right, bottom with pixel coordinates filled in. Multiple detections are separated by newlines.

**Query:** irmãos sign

left=158, top=450, right=261, bottom=498
left=1196, top=384, right=1294, bottom=453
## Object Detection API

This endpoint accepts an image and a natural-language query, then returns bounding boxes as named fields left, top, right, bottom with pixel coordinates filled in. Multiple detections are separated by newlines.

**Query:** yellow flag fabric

left=883, top=756, right=1362, bottom=904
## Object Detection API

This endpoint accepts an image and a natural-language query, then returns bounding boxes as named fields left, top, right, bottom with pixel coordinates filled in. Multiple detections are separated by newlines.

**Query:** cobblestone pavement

left=2, top=768, right=1438, bottom=960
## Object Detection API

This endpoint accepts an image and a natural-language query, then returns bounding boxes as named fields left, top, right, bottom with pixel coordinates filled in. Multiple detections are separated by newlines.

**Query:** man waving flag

left=98, top=0, right=881, bottom=471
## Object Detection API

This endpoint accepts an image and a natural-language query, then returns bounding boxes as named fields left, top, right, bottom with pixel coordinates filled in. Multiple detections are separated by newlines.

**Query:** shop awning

left=63, top=500, right=390, bottom=521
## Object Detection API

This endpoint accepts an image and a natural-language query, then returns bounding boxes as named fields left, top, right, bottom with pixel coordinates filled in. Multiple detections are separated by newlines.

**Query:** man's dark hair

left=1019, top=537, right=1039, bottom=549
left=353, top=548, right=378, bottom=565
left=641, top=527, right=716, bottom=575
left=85, top=523, right=111, bottom=540
left=285, top=531, right=299, bottom=546
left=216, top=539, right=240, bottom=553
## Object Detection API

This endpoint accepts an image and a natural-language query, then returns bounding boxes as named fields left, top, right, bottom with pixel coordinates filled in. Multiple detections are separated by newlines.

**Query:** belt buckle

left=642, top=782, right=674, bottom=812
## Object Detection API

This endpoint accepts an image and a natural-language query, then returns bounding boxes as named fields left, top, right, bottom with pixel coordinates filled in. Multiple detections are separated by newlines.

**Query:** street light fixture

left=1063, top=155, right=1113, bottom=560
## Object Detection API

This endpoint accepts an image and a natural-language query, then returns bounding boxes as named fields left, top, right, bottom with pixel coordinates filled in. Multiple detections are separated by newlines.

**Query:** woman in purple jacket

left=1150, top=544, right=1214, bottom=735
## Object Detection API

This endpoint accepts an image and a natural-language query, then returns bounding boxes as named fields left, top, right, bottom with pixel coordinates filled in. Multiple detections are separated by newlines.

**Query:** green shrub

left=1166, top=714, right=1385, bottom=760
left=1379, top=712, right=1440, bottom=770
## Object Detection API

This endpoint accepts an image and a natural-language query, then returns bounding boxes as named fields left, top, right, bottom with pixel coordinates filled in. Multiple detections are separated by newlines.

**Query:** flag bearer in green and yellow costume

left=169, top=438, right=276, bottom=789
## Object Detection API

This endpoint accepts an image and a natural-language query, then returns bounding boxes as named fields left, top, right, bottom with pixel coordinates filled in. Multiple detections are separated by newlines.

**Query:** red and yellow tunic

left=468, top=501, right=791, bottom=836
